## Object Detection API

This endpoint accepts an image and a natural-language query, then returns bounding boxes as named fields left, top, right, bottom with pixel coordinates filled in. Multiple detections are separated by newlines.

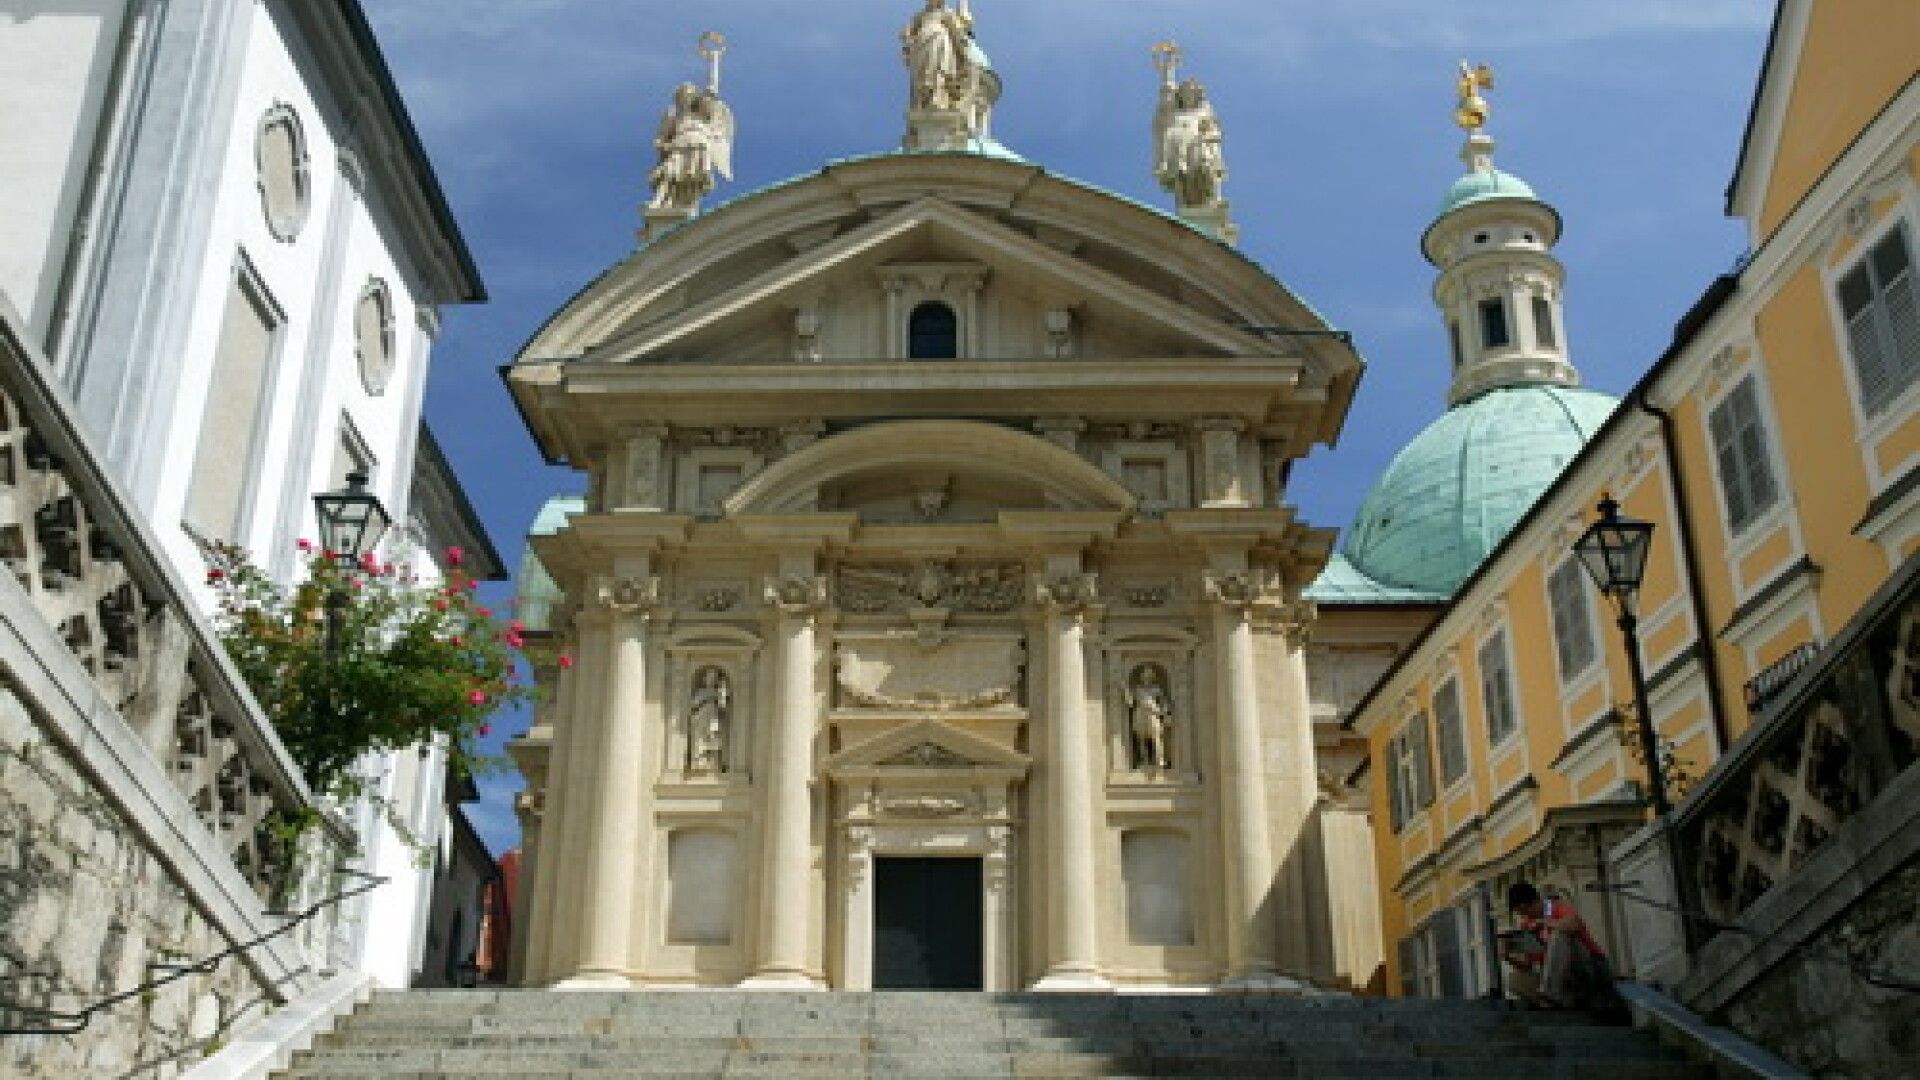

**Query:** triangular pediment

left=586, top=195, right=1279, bottom=364
left=824, top=718, right=1029, bottom=779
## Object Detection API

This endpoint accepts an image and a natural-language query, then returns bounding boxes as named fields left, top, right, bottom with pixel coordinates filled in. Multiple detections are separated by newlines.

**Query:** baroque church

left=506, top=3, right=1598, bottom=993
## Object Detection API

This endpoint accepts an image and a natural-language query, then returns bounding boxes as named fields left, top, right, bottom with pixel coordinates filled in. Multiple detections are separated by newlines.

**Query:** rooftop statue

left=646, top=33, right=735, bottom=215
left=1456, top=61, right=1495, bottom=132
left=903, top=0, right=977, bottom=112
left=1152, top=42, right=1227, bottom=211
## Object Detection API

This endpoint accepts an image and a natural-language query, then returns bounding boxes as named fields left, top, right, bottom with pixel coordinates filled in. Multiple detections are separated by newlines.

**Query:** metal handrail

left=0, top=871, right=388, bottom=1037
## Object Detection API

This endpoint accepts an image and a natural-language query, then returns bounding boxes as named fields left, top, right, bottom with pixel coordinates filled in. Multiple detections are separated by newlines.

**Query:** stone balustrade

left=1, top=303, right=350, bottom=1075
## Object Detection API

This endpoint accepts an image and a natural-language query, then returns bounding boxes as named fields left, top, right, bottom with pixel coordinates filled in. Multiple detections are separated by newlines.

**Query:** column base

left=1217, top=971, right=1323, bottom=994
left=552, top=973, right=635, bottom=991
left=1030, top=970, right=1113, bottom=992
left=738, top=970, right=826, bottom=990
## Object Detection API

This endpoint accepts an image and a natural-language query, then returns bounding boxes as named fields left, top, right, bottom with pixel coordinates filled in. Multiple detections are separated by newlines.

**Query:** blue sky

left=356, top=0, right=1775, bottom=857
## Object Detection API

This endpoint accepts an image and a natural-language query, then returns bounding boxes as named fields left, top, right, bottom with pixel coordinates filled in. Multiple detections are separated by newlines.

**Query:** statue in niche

left=687, top=667, right=731, bottom=773
left=902, top=0, right=976, bottom=112
left=1126, top=663, right=1175, bottom=771
left=646, top=82, right=734, bottom=212
left=1152, top=44, right=1227, bottom=210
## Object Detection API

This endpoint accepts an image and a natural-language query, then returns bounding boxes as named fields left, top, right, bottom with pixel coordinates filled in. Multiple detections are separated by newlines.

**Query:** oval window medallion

left=255, top=104, right=311, bottom=241
left=355, top=279, right=396, bottom=396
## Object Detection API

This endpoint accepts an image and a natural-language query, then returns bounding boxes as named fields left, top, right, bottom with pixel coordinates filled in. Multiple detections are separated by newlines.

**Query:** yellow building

left=1343, top=0, right=1919, bottom=999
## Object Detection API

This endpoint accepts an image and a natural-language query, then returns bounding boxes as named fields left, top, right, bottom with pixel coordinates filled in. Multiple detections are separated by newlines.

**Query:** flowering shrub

left=205, top=541, right=529, bottom=797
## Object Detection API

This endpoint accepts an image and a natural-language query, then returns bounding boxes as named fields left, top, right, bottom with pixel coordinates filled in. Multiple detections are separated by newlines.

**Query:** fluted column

left=1032, top=571, right=1110, bottom=990
left=743, top=573, right=828, bottom=987
left=556, top=575, right=659, bottom=988
left=1204, top=570, right=1286, bottom=986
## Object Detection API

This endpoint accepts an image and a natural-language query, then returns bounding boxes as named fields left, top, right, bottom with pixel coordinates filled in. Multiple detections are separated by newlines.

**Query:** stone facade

left=0, top=691, right=273, bottom=1079
left=507, top=152, right=1381, bottom=992
left=1719, top=857, right=1920, bottom=1079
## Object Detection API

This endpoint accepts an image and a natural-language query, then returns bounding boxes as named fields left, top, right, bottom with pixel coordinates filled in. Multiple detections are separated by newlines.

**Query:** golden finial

left=699, top=31, right=728, bottom=94
left=1455, top=61, right=1494, bottom=131
left=1151, top=40, right=1183, bottom=85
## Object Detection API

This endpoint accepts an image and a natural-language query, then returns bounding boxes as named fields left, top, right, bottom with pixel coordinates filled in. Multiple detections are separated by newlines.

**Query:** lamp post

left=1572, top=495, right=1668, bottom=816
left=312, top=471, right=392, bottom=654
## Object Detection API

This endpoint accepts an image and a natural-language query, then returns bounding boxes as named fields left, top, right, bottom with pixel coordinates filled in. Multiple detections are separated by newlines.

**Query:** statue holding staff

left=646, top=33, right=735, bottom=213
left=1152, top=42, right=1227, bottom=210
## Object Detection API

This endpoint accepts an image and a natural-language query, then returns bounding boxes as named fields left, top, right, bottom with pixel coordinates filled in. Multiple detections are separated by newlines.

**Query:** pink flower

left=476, top=607, right=493, bottom=618
left=434, top=598, right=448, bottom=611
left=206, top=569, right=225, bottom=582
left=451, top=635, right=465, bottom=647
left=477, top=724, right=492, bottom=737
left=446, top=546, right=465, bottom=568
left=465, top=580, right=479, bottom=592
left=504, top=633, right=524, bottom=648
left=510, top=620, right=525, bottom=632
left=558, top=655, right=576, bottom=670
left=466, top=690, right=488, bottom=705
left=296, top=539, right=313, bottom=552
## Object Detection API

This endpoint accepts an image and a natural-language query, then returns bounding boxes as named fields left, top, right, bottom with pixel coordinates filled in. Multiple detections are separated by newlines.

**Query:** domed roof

left=1439, top=167, right=1537, bottom=215
left=1335, top=386, right=1617, bottom=598
left=515, top=494, right=586, bottom=632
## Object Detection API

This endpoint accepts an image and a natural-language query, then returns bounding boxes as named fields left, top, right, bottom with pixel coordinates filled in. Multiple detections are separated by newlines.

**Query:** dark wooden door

left=872, top=857, right=984, bottom=990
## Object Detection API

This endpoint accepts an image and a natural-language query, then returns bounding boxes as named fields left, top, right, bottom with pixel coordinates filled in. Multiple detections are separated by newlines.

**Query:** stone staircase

left=277, top=990, right=1714, bottom=1079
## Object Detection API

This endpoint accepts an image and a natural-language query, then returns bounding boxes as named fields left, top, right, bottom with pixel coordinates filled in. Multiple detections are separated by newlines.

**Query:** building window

left=1479, top=630, right=1518, bottom=745
left=1479, top=298, right=1511, bottom=349
left=1708, top=375, right=1781, bottom=532
left=1837, top=222, right=1920, bottom=416
left=1548, top=559, right=1598, bottom=680
left=1388, top=712, right=1436, bottom=831
left=1531, top=296, right=1557, bottom=349
left=186, top=257, right=283, bottom=542
left=1434, top=679, right=1467, bottom=786
left=1448, top=321, right=1464, bottom=370
left=908, top=301, right=959, bottom=359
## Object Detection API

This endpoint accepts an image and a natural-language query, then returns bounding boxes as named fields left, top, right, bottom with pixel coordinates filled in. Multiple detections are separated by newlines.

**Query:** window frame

left=1546, top=557, right=1600, bottom=683
left=1433, top=678, right=1469, bottom=787
left=1833, top=218, right=1920, bottom=419
left=1478, top=628, right=1519, bottom=747
left=1478, top=297, right=1512, bottom=350
left=1706, top=372, right=1783, bottom=536
left=907, top=300, right=960, bottom=360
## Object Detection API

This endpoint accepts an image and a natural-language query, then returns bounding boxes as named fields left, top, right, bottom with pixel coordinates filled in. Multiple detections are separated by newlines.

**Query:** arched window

left=908, top=301, right=959, bottom=359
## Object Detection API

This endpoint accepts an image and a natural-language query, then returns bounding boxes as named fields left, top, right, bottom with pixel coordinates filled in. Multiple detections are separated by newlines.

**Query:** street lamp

left=312, top=471, right=391, bottom=654
left=1572, top=495, right=1668, bottom=816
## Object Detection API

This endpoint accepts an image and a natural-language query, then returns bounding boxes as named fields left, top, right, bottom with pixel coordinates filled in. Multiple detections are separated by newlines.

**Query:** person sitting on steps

left=1501, top=880, right=1609, bottom=1009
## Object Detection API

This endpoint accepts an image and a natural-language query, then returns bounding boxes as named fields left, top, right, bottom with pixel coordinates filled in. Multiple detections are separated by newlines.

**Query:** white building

left=0, top=0, right=487, bottom=989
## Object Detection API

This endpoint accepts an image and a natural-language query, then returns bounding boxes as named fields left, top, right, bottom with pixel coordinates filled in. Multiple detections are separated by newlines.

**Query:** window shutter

left=1387, top=735, right=1406, bottom=831
left=1436, top=681, right=1467, bottom=785
left=1410, top=713, right=1436, bottom=809
left=1732, top=383, right=1778, bottom=515
left=1878, top=230, right=1920, bottom=391
left=1709, top=396, right=1750, bottom=528
left=1435, top=912, right=1467, bottom=998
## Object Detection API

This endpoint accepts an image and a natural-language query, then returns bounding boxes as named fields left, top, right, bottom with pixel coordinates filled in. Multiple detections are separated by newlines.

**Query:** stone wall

left=0, top=689, right=274, bottom=1079
left=1718, top=856, right=1920, bottom=1079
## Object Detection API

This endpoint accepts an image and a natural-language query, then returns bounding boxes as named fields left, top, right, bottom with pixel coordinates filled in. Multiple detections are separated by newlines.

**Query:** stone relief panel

left=837, top=560, right=1025, bottom=614
left=1122, top=828, right=1196, bottom=946
left=665, top=827, right=739, bottom=945
left=678, top=578, right=749, bottom=614
left=834, top=638, right=1026, bottom=711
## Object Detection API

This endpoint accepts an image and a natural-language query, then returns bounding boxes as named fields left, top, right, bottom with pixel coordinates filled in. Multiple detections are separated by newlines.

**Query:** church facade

left=503, top=10, right=1389, bottom=992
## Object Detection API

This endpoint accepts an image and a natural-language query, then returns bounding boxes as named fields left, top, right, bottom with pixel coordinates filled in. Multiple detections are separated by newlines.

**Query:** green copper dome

left=1333, top=386, right=1617, bottom=599
left=1439, top=167, right=1537, bottom=215
left=515, top=495, right=586, bottom=632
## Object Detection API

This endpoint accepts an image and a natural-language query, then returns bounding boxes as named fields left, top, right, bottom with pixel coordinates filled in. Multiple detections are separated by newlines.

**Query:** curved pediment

left=724, top=420, right=1136, bottom=519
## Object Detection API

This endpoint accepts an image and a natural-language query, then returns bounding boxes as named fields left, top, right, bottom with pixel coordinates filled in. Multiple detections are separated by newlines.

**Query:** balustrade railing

left=0, top=316, right=346, bottom=905
left=1674, top=560, right=1920, bottom=929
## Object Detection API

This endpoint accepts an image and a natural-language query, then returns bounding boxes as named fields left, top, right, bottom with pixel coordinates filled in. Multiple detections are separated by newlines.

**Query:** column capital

left=1033, top=571, right=1100, bottom=614
left=763, top=573, right=830, bottom=615
left=1202, top=569, right=1284, bottom=611
left=594, top=574, right=663, bottom=615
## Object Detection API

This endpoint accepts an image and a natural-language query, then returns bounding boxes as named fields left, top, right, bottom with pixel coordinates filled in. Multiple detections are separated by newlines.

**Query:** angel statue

left=647, top=81, right=734, bottom=213
left=1152, top=46, right=1227, bottom=210
left=1456, top=61, right=1495, bottom=131
left=687, top=667, right=731, bottom=774
left=1126, top=664, right=1175, bottom=772
left=903, top=0, right=975, bottom=112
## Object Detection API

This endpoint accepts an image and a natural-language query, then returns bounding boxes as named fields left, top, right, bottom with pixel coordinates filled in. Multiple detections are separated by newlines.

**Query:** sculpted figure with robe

left=903, top=0, right=975, bottom=112
left=687, top=667, right=731, bottom=773
left=1154, top=77, right=1227, bottom=210
left=1127, top=664, right=1175, bottom=771
left=647, top=82, right=734, bottom=213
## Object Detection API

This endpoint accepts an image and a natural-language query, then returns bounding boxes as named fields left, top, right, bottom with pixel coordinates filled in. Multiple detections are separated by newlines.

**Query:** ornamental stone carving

left=1202, top=569, right=1283, bottom=611
left=763, top=574, right=829, bottom=613
left=878, top=793, right=973, bottom=818
left=1033, top=572, right=1099, bottom=612
left=879, top=742, right=977, bottom=769
left=597, top=575, right=663, bottom=613
left=839, top=560, right=1024, bottom=614
left=835, top=639, right=1025, bottom=711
